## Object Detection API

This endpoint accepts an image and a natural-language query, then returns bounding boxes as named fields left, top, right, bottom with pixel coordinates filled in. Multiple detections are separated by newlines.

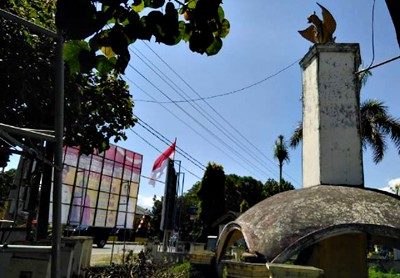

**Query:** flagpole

left=172, top=138, right=177, bottom=161
left=150, top=138, right=177, bottom=252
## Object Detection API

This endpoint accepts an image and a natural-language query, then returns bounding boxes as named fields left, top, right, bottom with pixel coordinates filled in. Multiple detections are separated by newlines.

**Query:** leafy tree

left=360, top=100, right=400, bottom=163
left=0, top=0, right=135, bottom=157
left=236, top=176, right=265, bottom=208
left=1, top=0, right=231, bottom=158
left=224, top=174, right=242, bottom=212
left=273, top=135, right=290, bottom=184
left=148, top=195, right=163, bottom=240
left=177, top=182, right=202, bottom=242
left=197, top=162, right=226, bottom=238
left=290, top=100, right=400, bottom=163
left=263, top=178, right=294, bottom=198
left=56, top=0, right=230, bottom=74
left=0, top=169, right=16, bottom=218
left=239, top=199, right=249, bottom=213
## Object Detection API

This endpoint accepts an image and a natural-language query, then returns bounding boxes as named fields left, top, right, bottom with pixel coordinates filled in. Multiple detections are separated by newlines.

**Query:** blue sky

left=7, top=0, right=400, bottom=209
left=115, top=0, right=400, bottom=208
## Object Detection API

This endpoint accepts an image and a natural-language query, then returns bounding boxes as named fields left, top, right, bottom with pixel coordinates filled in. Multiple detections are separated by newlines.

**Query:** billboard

left=49, top=145, right=143, bottom=229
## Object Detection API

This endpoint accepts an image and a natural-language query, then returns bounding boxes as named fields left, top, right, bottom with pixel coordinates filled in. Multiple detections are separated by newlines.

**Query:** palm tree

left=274, top=135, right=290, bottom=184
left=290, top=99, right=400, bottom=163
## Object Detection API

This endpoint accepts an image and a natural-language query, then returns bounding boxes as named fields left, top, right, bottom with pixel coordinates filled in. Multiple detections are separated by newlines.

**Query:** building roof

left=135, top=205, right=150, bottom=216
left=216, top=186, right=400, bottom=262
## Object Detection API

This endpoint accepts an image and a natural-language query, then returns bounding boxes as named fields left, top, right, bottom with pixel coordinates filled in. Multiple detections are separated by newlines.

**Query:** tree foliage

left=0, top=0, right=136, bottom=158
left=263, top=178, right=294, bottom=198
left=273, top=135, right=290, bottom=183
left=0, top=0, right=230, bottom=160
left=148, top=195, right=163, bottom=240
left=177, top=182, right=202, bottom=242
left=197, top=162, right=225, bottom=238
left=225, top=175, right=294, bottom=213
left=236, top=176, right=264, bottom=208
left=0, top=169, right=15, bottom=219
left=56, top=0, right=230, bottom=74
left=360, top=99, right=400, bottom=163
left=163, top=172, right=295, bottom=241
left=224, top=174, right=242, bottom=212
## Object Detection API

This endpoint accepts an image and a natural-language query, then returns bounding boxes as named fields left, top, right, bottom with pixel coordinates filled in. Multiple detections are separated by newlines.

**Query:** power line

left=127, top=72, right=264, bottom=179
left=368, top=0, right=376, bottom=69
left=135, top=120, right=206, bottom=171
left=127, top=68, right=262, bottom=178
left=130, top=128, right=203, bottom=181
left=137, top=43, right=300, bottom=185
left=357, top=55, right=400, bottom=75
left=134, top=116, right=206, bottom=170
left=140, top=174, right=165, bottom=184
left=134, top=44, right=300, bottom=104
left=130, top=48, right=277, bottom=179
left=129, top=79, right=245, bottom=172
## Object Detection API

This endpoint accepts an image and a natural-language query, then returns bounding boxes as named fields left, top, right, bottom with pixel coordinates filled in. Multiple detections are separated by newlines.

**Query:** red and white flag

left=149, top=140, right=176, bottom=186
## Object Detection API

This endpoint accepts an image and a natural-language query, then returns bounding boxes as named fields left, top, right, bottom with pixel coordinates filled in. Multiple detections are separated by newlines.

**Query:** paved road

left=91, top=243, right=145, bottom=256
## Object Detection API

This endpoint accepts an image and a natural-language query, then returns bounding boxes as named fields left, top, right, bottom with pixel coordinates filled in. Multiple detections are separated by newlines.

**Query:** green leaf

left=219, top=19, right=230, bottom=38
left=180, top=22, right=192, bottom=42
left=132, top=0, right=145, bottom=13
left=64, top=40, right=90, bottom=60
left=64, top=40, right=90, bottom=73
left=217, top=6, right=225, bottom=22
left=96, top=55, right=116, bottom=75
left=187, top=0, right=197, bottom=9
left=206, top=37, right=222, bottom=56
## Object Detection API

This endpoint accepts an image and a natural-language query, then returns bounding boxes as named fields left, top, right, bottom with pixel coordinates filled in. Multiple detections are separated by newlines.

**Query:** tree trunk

left=279, top=162, right=283, bottom=186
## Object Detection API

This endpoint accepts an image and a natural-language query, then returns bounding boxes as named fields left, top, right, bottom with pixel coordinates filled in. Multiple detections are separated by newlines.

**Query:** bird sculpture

left=298, top=3, right=337, bottom=44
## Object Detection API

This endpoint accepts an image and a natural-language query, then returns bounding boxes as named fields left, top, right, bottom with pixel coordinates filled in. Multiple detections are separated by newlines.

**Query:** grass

left=369, top=266, right=400, bottom=278
left=90, top=254, right=123, bottom=266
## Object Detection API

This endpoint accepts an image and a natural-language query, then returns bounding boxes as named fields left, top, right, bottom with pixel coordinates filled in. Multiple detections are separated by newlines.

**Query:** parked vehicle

left=59, top=145, right=143, bottom=248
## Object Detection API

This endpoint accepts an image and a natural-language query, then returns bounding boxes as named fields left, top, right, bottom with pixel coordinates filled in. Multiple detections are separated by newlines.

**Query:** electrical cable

left=135, top=122, right=206, bottom=171
left=129, top=79, right=244, bottom=171
left=368, top=0, right=376, bottom=69
left=130, top=128, right=202, bottom=180
left=127, top=71, right=262, bottom=178
left=140, top=174, right=165, bottom=184
left=129, top=64, right=272, bottom=179
left=134, top=54, right=301, bottom=103
left=130, top=48, right=277, bottom=179
left=127, top=76, right=239, bottom=172
left=134, top=117, right=206, bottom=170
left=136, top=43, right=300, bottom=185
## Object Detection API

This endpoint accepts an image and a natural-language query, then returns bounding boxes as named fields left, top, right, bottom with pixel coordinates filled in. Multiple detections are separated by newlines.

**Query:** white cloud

left=378, top=178, right=400, bottom=194
left=137, top=195, right=160, bottom=209
left=388, top=178, right=400, bottom=188
left=388, top=178, right=400, bottom=194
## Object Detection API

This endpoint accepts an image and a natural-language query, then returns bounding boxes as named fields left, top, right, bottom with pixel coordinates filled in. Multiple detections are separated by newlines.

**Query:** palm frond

left=369, top=126, right=387, bottom=164
left=274, top=135, right=290, bottom=163
left=290, top=122, right=303, bottom=148
left=358, top=69, right=372, bottom=87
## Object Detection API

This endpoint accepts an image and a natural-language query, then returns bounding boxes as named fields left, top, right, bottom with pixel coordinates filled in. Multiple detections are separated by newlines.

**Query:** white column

left=300, top=44, right=364, bottom=188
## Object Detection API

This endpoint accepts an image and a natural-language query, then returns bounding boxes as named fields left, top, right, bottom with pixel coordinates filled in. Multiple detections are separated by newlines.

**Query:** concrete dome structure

left=216, top=186, right=400, bottom=263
